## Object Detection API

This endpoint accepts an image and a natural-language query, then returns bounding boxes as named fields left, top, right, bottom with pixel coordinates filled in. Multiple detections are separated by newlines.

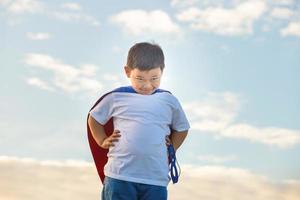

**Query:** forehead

left=131, top=68, right=162, bottom=77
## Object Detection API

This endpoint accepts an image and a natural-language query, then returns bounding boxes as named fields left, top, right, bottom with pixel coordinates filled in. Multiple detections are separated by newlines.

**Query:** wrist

left=99, top=136, right=108, bottom=147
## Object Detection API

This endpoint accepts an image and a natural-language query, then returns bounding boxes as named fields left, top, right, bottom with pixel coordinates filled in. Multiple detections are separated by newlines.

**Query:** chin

left=139, top=90, right=154, bottom=95
left=140, top=92, right=152, bottom=95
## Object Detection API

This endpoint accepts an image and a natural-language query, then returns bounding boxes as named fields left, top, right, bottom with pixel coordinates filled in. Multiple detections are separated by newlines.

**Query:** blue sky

left=1, top=0, right=300, bottom=188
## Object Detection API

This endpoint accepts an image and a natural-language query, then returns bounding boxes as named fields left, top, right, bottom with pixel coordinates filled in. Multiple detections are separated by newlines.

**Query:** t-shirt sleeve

left=89, top=93, right=114, bottom=125
left=171, top=98, right=190, bottom=132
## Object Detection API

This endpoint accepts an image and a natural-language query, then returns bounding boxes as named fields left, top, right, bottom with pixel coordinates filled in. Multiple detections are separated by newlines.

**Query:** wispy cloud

left=0, top=1, right=100, bottom=27
left=170, top=0, right=199, bottom=8
left=280, top=21, right=300, bottom=37
left=51, top=2, right=100, bottom=27
left=5, top=0, right=44, bottom=14
left=262, top=0, right=299, bottom=37
left=169, top=164, right=300, bottom=200
left=176, top=0, right=267, bottom=36
left=26, top=77, right=55, bottom=92
left=197, top=154, right=237, bottom=164
left=26, top=32, right=51, bottom=40
left=51, top=2, right=99, bottom=27
left=185, top=92, right=240, bottom=132
left=271, top=0, right=294, bottom=6
left=110, top=9, right=181, bottom=36
left=52, top=11, right=100, bottom=27
left=102, top=73, right=128, bottom=89
left=184, top=92, right=300, bottom=148
left=222, top=123, right=300, bottom=148
left=1, top=157, right=299, bottom=200
left=24, top=53, right=103, bottom=94
left=172, top=0, right=300, bottom=38
left=270, top=7, right=294, bottom=19
left=0, top=156, right=92, bottom=167
left=61, top=2, right=82, bottom=11
left=0, top=0, right=11, bottom=6
left=0, top=156, right=99, bottom=200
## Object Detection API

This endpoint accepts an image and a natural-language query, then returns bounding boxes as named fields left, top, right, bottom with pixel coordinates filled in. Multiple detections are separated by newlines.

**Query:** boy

left=88, top=42, right=190, bottom=200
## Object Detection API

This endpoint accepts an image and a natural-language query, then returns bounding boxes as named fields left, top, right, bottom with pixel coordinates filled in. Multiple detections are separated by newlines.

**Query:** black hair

left=126, top=42, right=165, bottom=71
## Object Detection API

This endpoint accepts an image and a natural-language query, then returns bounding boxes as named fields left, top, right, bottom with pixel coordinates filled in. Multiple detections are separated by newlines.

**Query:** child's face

left=124, top=66, right=162, bottom=95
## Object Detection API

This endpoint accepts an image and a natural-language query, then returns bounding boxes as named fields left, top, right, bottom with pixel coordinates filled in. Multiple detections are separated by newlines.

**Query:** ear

left=124, top=66, right=131, bottom=78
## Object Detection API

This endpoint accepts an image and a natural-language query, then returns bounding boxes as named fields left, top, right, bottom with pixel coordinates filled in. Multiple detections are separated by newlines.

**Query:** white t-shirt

left=89, top=86, right=190, bottom=186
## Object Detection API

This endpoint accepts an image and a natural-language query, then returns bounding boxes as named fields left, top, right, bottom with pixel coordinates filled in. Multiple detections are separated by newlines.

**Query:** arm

left=170, top=130, right=188, bottom=151
left=88, top=115, right=120, bottom=149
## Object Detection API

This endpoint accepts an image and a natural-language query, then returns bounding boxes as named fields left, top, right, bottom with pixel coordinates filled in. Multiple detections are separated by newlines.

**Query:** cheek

left=130, top=81, right=140, bottom=89
left=153, top=81, right=160, bottom=88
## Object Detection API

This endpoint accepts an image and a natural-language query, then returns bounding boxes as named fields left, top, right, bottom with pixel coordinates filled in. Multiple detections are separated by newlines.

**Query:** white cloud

left=79, top=64, right=98, bottom=77
left=51, top=2, right=100, bottom=27
left=171, top=0, right=226, bottom=8
left=270, top=7, right=293, bottom=19
left=26, top=77, right=55, bottom=91
left=171, top=0, right=199, bottom=8
left=1, top=157, right=299, bottom=200
left=271, top=0, right=294, bottom=6
left=197, top=154, right=237, bottom=163
left=0, top=0, right=12, bottom=6
left=222, top=123, right=300, bottom=148
left=26, top=32, right=51, bottom=40
left=169, top=165, right=300, bottom=200
left=176, top=0, right=267, bottom=36
left=280, top=21, right=300, bottom=37
left=0, top=156, right=99, bottom=200
left=102, top=73, right=121, bottom=82
left=24, top=53, right=103, bottom=94
left=7, top=0, right=44, bottom=14
left=61, top=2, right=82, bottom=11
left=0, top=156, right=92, bottom=167
left=185, top=92, right=300, bottom=148
left=52, top=11, right=100, bottom=27
left=110, top=9, right=181, bottom=36
left=0, top=1, right=99, bottom=27
left=184, top=92, right=240, bottom=132
left=102, top=73, right=129, bottom=90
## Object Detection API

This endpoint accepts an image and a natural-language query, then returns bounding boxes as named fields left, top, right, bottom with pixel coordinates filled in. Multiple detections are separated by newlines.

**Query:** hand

left=100, top=130, right=121, bottom=149
left=165, top=135, right=172, bottom=146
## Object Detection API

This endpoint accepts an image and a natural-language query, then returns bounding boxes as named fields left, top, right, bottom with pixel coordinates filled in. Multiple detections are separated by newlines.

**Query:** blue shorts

left=101, top=177, right=168, bottom=200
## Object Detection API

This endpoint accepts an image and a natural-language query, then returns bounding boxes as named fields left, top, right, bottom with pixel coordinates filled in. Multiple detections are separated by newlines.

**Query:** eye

left=135, top=77, right=144, bottom=81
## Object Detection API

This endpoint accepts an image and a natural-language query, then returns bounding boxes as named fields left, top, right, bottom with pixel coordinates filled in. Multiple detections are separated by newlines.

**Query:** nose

left=143, top=81, right=152, bottom=90
left=142, top=81, right=152, bottom=89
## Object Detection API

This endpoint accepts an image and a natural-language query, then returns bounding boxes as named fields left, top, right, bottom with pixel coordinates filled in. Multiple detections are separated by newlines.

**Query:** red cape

left=87, top=89, right=175, bottom=184
left=87, top=92, right=113, bottom=183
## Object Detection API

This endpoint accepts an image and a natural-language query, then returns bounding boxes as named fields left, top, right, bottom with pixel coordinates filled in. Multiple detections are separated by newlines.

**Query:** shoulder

left=155, top=88, right=175, bottom=97
left=154, top=88, right=172, bottom=94
left=154, top=88, right=181, bottom=105
left=90, top=86, right=134, bottom=110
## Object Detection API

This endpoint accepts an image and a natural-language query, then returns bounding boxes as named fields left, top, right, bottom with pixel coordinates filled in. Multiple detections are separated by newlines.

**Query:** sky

left=0, top=0, right=300, bottom=199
